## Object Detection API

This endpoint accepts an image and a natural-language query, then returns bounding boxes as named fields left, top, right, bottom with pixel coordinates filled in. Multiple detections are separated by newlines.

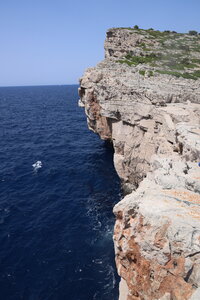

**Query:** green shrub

left=134, top=25, right=139, bottom=29
left=137, top=42, right=146, bottom=47
left=156, top=70, right=199, bottom=80
left=148, top=70, right=154, bottom=77
left=189, top=30, right=198, bottom=36
left=117, top=53, right=157, bottom=66
left=147, top=30, right=171, bottom=39
left=125, top=53, right=157, bottom=64
left=192, top=70, right=200, bottom=78
left=180, top=57, right=190, bottom=65
left=156, top=70, right=181, bottom=77
left=117, top=59, right=133, bottom=66
left=139, top=70, right=145, bottom=76
left=181, top=73, right=197, bottom=80
left=191, top=58, right=200, bottom=64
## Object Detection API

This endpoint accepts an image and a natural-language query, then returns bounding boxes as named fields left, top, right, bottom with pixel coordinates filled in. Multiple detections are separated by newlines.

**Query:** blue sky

left=0, top=0, right=200, bottom=86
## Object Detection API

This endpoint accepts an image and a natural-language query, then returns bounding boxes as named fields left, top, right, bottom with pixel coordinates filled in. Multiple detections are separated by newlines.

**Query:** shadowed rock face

left=79, top=27, right=200, bottom=299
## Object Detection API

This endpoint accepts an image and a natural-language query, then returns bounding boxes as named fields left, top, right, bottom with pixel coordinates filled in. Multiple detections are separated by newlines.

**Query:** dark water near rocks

left=0, top=85, right=121, bottom=300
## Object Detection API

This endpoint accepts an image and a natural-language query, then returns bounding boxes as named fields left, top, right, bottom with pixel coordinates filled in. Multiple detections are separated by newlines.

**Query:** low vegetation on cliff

left=113, top=27, right=200, bottom=80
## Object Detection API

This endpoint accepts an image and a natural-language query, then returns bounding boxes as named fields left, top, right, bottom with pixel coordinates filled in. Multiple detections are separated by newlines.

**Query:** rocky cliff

left=79, top=27, right=200, bottom=300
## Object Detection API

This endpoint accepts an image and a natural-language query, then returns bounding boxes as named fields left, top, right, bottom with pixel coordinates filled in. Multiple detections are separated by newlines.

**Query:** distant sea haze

left=0, top=85, right=121, bottom=300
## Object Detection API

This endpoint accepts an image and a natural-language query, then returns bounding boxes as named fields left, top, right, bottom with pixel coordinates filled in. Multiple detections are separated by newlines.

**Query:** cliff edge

left=79, top=27, right=200, bottom=300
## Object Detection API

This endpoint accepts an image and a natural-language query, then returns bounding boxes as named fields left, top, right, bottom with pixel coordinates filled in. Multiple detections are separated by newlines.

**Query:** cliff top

left=105, top=27, right=200, bottom=80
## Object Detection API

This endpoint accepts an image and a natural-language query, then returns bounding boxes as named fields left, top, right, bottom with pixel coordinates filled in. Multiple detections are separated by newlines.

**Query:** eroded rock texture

left=79, top=27, right=200, bottom=299
left=114, top=156, right=200, bottom=300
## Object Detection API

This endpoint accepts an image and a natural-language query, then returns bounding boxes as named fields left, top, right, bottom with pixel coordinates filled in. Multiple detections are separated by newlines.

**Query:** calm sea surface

left=0, top=85, right=121, bottom=300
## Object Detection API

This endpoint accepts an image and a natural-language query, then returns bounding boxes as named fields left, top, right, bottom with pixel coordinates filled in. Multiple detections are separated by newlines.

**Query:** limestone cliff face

left=79, top=27, right=200, bottom=299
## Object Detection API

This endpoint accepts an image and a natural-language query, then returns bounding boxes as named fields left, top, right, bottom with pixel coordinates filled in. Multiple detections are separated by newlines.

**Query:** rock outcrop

left=79, top=27, right=200, bottom=299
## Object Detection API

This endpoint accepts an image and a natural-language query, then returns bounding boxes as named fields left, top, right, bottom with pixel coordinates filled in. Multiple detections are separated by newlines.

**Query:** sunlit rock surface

left=79, top=27, right=200, bottom=299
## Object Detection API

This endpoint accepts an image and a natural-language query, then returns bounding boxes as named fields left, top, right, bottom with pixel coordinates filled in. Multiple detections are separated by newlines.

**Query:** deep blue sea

left=0, top=85, right=121, bottom=300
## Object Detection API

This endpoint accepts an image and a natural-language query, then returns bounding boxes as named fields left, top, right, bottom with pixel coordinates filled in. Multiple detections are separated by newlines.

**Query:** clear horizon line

left=0, top=83, right=79, bottom=88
